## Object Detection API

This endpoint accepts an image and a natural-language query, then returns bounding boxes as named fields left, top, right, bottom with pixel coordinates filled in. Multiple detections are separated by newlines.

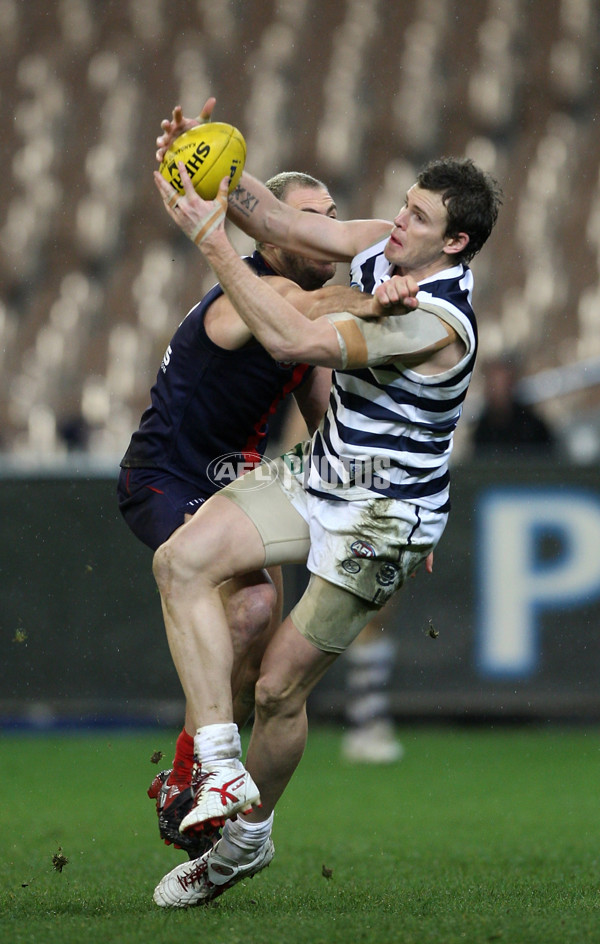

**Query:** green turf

left=1, top=726, right=599, bottom=943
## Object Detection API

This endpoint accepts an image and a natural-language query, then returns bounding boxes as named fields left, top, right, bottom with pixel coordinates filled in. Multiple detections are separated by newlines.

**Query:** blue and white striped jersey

left=305, top=237, right=478, bottom=510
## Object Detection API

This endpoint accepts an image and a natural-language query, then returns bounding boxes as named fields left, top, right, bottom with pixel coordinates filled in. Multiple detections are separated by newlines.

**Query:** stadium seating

left=0, top=0, right=598, bottom=458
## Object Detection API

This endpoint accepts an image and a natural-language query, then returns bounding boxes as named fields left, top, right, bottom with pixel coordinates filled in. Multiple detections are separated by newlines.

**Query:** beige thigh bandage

left=219, top=465, right=311, bottom=567
left=291, top=574, right=380, bottom=654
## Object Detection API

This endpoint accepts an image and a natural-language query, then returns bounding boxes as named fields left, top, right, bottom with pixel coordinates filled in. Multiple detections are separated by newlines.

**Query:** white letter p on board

left=477, top=488, right=600, bottom=676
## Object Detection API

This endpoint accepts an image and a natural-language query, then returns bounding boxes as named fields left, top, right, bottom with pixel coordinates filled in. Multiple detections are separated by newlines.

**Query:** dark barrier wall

left=0, top=473, right=177, bottom=725
left=2, top=463, right=600, bottom=725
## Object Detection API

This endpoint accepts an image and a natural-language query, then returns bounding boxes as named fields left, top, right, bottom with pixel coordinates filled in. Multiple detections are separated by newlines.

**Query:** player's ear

left=444, top=232, right=469, bottom=256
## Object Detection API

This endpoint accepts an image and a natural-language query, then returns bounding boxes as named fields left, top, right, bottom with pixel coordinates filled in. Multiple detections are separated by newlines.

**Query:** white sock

left=194, top=723, right=242, bottom=765
left=218, top=812, right=274, bottom=864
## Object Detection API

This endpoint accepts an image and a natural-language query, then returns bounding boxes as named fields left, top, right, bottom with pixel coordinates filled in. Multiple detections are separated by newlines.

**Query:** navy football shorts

left=117, top=467, right=208, bottom=551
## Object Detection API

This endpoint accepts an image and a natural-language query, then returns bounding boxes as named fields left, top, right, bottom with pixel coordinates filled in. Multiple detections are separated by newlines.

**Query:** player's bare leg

left=153, top=614, right=336, bottom=909
left=228, top=566, right=284, bottom=726
left=149, top=557, right=281, bottom=855
left=153, top=494, right=268, bottom=727
left=244, top=614, right=339, bottom=819
left=153, top=494, right=269, bottom=831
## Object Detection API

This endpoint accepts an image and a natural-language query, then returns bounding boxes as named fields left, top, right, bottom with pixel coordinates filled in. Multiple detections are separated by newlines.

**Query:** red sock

left=168, top=728, right=195, bottom=788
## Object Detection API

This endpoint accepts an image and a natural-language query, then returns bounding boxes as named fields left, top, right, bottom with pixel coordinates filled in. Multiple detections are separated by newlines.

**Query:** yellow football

left=159, top=122, right=246, bottom=199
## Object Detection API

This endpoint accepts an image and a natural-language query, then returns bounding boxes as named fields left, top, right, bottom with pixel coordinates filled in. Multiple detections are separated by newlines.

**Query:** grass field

left=1, top=725, right=599, bottom=944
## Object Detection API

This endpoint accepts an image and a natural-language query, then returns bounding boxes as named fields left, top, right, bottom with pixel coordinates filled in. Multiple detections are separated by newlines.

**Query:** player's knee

left=253, top=675, right=284, bottom=720
left=254, top=670, right=303, bottom=721
left=152, top=531, right=200, bottom=594
left=152, top=540, right=176, bottom=595
left=227, top=579, right=277, bottom=642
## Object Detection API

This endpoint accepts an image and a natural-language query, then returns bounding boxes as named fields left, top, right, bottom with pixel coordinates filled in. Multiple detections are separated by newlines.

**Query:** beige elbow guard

left=327, top=303, right=465, bottom=369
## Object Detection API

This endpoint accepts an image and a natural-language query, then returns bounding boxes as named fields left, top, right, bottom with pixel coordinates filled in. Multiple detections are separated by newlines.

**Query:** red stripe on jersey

left=242, top=362, right=311, bottom=464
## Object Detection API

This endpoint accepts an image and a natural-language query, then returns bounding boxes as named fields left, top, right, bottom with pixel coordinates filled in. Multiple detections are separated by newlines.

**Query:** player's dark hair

left=417, top=157, right=503, bottom=263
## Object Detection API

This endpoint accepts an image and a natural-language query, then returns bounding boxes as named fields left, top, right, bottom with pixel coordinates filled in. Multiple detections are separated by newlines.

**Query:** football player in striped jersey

left=150, top=106, right=501, bottom=907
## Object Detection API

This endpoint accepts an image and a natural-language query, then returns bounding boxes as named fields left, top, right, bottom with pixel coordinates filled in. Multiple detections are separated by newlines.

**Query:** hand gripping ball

left=159, top=122, right=246, bottom=199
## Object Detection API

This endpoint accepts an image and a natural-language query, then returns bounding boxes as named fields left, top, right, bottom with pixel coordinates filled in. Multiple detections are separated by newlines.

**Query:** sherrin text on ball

left=159, top=122, right=246, bottom=199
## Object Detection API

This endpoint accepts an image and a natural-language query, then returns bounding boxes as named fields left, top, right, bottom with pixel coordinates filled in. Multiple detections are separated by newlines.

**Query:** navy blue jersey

left=121, top=252, right=313, bottom=500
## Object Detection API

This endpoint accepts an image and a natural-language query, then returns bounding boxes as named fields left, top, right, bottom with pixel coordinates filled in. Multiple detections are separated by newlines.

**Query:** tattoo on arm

left=229, top=184, right=260, bottom=218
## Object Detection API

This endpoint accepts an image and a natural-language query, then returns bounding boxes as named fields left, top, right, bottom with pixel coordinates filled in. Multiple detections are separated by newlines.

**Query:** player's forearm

left=227, top=173, right=339, bottom=261
left=200, top=230, right=343, bottom=367
left=228, top=172, right=382, bottom=263
left=304, top=285, right=378, bottom=321
left=227, top=173, right=277, bottom=234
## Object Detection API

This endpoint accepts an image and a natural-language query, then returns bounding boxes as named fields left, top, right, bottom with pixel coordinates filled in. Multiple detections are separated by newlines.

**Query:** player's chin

left=384, top=241, right=402, bottom=264
left=300, top=263, right=337, bottom=290
left=318, top=262, right=337, bottom=282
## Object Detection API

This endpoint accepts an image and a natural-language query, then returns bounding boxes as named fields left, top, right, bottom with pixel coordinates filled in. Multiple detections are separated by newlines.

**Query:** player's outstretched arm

left=154, top=169, right=364, bottom=366
left=228, top=171, right=391, bottom=264
left=154, top=169, right=425, bottom=370
left=154, top=100, right=391, bottom=262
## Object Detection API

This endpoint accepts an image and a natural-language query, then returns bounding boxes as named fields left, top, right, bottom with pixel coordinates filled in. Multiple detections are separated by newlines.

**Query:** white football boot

left=179, top=760, right=261, bottom=834
left=153, top=837, right=275, bottom=907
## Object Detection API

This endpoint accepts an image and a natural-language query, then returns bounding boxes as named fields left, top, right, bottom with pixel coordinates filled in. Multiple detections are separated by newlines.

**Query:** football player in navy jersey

left=148, top=103, right=501, bottom=907
left=118, top=168, right=352, bottom=857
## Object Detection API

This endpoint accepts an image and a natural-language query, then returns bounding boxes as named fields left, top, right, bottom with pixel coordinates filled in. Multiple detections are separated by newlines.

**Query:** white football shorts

left=221, top=445, right=448, bottom=608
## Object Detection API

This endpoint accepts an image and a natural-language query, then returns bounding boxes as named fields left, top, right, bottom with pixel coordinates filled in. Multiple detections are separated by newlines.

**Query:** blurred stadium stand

left=1, top=0, right=599, bottom=461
